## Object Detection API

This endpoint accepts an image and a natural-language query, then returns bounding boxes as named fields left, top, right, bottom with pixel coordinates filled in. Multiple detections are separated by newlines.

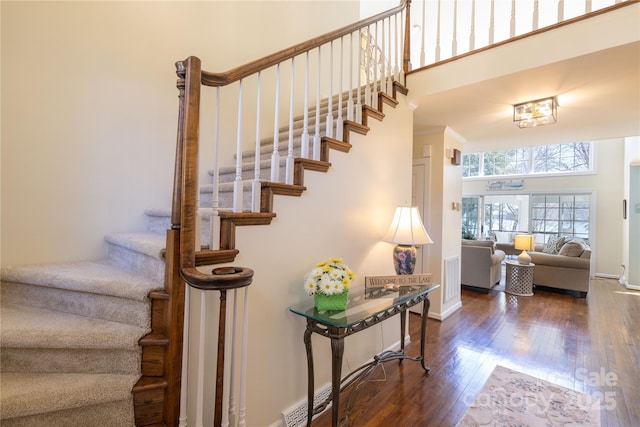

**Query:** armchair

left=461, top=239, right=506, bottom=291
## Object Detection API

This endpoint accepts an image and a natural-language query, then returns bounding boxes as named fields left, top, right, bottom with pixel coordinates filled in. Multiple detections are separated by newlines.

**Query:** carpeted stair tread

left=0, top=372, right=138, bottom=420
left=1, top=259, right=162, bottom=301
left=104, top=231, right=166, bottom=261
left=1, top=304, right=146, bottom=350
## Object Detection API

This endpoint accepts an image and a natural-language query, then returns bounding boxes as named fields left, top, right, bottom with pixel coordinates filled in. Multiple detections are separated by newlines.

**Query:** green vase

left=314, top=291, right=349, bottom=311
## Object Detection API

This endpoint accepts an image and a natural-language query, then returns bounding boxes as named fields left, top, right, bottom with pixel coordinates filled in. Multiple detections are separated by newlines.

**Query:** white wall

left=185, top=97, right=414, bottom=426
left=1, top=0, right=359, bottom=267
left=413, top=128, right=463, bottom=320
left=462, top=139, right=626, bottom=277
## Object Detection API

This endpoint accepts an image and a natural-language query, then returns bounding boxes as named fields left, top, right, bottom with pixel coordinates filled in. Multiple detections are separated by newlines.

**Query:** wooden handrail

left=201, top=0, right=409, bottom=87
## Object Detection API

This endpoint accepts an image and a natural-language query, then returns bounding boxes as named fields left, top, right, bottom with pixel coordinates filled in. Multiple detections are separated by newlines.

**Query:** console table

left=289, top=284, right=439, bottom=427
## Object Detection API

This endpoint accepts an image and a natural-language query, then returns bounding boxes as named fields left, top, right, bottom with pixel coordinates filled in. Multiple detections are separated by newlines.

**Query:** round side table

left=505, top=261, right=535, bottom=296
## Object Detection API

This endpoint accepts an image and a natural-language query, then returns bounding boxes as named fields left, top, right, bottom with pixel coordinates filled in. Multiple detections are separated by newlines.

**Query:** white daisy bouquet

left=303, top=257, right=356, bottom=296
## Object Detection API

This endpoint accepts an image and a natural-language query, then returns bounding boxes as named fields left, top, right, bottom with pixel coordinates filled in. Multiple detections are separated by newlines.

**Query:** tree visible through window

left=534, top=142, right=591, bottom=173
left=531, top=194, right=590, bottom=242
left=463, top=142, right=593, bottom=178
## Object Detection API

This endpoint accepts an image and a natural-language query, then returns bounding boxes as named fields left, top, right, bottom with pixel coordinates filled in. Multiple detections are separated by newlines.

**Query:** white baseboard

left=594, top=273, right=619, bottom=279
left=428, top=301, right=462, bottom=321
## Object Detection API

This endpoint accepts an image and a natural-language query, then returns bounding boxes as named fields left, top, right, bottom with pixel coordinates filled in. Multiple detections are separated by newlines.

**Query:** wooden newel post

left=403, top=0, right=412, bottom=75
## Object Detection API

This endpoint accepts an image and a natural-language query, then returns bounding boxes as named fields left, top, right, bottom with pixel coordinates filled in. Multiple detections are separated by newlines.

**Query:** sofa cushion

left=542, top=236, right=565, bottom=254
left=462, top=239, right=495, bottom=254
left=529, top=251, right=590, bottom=270
left=494, top=231, right=512, bottom=244
left=558, top=240, right=587, bottom=257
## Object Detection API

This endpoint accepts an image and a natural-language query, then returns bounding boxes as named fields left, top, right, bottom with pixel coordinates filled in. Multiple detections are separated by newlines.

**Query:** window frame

left=463, top=141, right=595, bottom=179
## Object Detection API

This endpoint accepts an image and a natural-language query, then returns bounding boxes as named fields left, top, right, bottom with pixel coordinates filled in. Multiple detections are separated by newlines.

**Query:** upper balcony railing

left=407, top=0, right=633, bottom=70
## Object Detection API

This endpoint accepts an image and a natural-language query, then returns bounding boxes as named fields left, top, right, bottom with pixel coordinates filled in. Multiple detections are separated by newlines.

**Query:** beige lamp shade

left=514, top=234, right=535, bottom=265
left=514, top=234, right=535, bottom=251
left=383, top=206, right=433, bottom=245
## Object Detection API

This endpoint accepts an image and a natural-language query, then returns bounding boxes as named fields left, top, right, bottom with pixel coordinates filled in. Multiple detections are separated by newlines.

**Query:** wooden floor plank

left=310, top=277, right=640, bottom=426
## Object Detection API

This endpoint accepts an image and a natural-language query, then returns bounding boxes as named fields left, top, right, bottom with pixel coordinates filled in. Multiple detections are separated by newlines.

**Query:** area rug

left=457, top=365, right=601, bottom=426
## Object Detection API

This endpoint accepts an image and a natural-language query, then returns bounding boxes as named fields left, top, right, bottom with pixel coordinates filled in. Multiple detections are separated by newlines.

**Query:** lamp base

left=393, top=245, right=417, bottom=275
left=518, top=250, right=531, bottom=265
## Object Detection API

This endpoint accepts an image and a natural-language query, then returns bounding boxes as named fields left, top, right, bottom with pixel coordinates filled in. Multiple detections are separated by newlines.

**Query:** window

left=530, top=194, right=590, bottom=242
left=461, top=197, right=480, bottom=238
left=462, top=153, right=480, bottom=177
left=482, top=148, right=530, bottom=177
left=533, top=142, right=591, bottom=173
left=462, top=142, right=593, bottom=178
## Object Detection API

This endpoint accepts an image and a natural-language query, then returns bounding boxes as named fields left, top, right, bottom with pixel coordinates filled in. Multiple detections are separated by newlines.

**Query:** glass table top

left=289, top=284, right=439, bottom=328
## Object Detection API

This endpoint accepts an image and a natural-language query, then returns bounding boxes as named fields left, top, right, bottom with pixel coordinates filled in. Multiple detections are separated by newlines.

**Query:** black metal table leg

left=399, top=309, right=406, bottom=362
left=420, top=297, right=431, bottom=373
left=330, top=334, right=345, bottom=427
left=304, top=323, right=314, bottom=427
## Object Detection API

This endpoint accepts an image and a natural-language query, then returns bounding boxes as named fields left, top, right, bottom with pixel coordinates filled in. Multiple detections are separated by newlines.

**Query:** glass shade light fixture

left=514, top=234, right=536, bottom=265
left=383, top=206, right=433, bottom=275
left=513, top=97, right=557, bottom=128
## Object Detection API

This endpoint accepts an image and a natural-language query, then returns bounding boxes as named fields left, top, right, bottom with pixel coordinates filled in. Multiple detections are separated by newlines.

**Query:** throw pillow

left=558, top=240, right=586, bottom=257
left=543, top=236, right=565, bottom=254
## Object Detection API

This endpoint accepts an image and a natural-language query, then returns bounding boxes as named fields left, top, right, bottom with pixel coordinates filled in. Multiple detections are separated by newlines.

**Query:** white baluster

left=380, top=19, right=386, bottom=97
left=364, top=27, right=371, bottom=109
left=398, top=11, right=405, bottom=83
left=237, top=288, right=250, bottom=427
left=252, top=72, right=262, bottom=213
left=326, top=41, right=334, bottom=138
left=510, top=0, right=516, bottom=38
left=336, top=38, right=344, bottom=141
left=395, top=13, right=401, bottom=80
left=533, top=0, right=539, bottom=30
left=301, top=52, right=310, bottom=159
left=221, top=290, right=232, bottom=427
left=489, top=0, right=495, bottom=45
left=233, top=80, right=243, bottom=213
left=470, top=0, right=476, bottom=51
left=452, top=0, right=458, bottom=57
left=557, top=0, right=564, bottom=22
left=436, top=0, right=442, bottom=61
left=178, top=288, right=190, bottom=427
left=211, top=88, right=221, bottom=249
left=356, top=29, right=363, bottom=125
left=385, top=17, right=393, bottom=95
left=372, top=21, right=378, bottom=110
left=227, top=290, right=238, bottom=427
left=313, top=48, right=321, bottom=161
left=347, top=32, right=354, bottom=122
left=270, top=64, right=281, bottom=182
left=420, top=0, right=426, bottom=67
left=285, top=58, right=295, bottom=185
left=195, top=292, right=207, bottom=427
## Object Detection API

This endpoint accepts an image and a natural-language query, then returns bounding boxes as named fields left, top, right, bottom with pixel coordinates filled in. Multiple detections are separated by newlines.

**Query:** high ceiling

left=407, top=38, right=640, bottom=152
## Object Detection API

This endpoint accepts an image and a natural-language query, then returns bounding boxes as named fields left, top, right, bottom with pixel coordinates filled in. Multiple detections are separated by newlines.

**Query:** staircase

left=0, top=77, right=407, bottom=426
left=0, top=233, right=166, bottom=426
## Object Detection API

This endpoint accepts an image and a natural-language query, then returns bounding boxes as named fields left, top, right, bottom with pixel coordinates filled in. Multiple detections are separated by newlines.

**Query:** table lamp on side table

left=514, top=234, right=535, bottom=265
left=383, top=206, right=433, bottom=275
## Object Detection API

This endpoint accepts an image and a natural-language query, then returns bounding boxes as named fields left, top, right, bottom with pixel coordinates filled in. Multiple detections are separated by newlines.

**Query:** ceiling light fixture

left=513, top=96, right=557, bottom=128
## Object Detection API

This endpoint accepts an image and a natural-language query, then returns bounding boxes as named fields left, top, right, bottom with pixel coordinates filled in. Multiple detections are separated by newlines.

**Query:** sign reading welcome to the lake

left=365, top=274, right=432, bottom=290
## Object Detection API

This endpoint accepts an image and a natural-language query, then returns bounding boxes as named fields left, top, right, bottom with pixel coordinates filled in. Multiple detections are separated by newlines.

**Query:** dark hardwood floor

left=312, top=277, right=640, bottom=426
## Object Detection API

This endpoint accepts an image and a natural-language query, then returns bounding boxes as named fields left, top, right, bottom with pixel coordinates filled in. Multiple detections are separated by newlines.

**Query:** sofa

left=461, top=239, right=506, bottom=291
left=529, top=237, right=591, bottom=297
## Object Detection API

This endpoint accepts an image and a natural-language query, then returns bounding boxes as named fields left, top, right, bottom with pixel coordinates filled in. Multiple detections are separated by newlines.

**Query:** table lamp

left=383, top=206, right=433, bottom=275
left=514, top=234, right=535, bottom=265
